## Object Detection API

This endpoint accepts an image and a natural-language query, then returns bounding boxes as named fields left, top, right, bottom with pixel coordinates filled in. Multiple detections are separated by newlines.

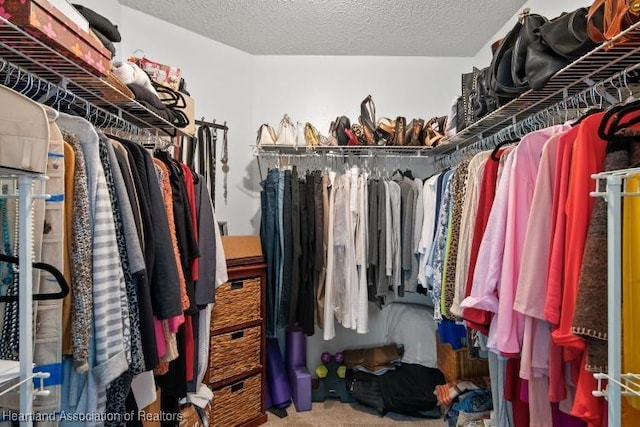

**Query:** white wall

left=472, top=0, right=592, bottom=65
left=68, top=0, right=506, bottom=376
left=73, top=1, right=257, bottom=235
left=251, top=55, right=469, bottom=368
left=117, top=8, right=256, bottom=235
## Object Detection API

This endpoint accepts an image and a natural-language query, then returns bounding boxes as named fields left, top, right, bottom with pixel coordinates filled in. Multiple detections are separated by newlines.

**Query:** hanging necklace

left=221, top=122, right=229, bottom=205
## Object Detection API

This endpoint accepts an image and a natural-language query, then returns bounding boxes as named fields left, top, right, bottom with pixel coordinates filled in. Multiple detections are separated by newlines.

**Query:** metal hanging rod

left=254, top=145, right=432, bottom=157
left=195, top=119, right=228, bottom=131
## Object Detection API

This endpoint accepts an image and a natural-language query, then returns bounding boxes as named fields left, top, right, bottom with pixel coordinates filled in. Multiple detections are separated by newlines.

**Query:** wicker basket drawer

left=210, top=373, right=262, bottom=427
left=209, top=326, right=261, bottom=384
left=212, top=277, right=261, bottom=332
left=437, top=338, right=489, bottom=383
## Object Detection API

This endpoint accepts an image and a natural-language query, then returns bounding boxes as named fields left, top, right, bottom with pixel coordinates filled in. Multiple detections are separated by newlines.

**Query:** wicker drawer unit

left=210, top=373, right=263, bottom=427
left=209, top=325, right=262, bottom=384
left=208, top=235, right=267, bottom=427
left=211, top=277, right=262, bottom=332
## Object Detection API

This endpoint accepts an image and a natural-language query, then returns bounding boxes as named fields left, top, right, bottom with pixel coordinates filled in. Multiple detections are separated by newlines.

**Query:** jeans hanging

left=260, top=169, right=280, bottom=338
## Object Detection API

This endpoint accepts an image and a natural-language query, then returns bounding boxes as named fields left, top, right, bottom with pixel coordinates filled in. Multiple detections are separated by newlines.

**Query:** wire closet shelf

left=0, top=16, right=190, bottom=138
left=254, top=21, right=640, bottom=160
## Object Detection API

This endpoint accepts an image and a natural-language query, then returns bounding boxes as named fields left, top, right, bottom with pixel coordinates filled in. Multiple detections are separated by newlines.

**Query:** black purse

left=525, top=41, right=571, bottom=90
left=471, top=67, right=499, bottom=120
left=489, top=10, right=547, bottom=98
left=539, top=7, right=598, bottom=59
left=461, top=67, right=499, bottom=127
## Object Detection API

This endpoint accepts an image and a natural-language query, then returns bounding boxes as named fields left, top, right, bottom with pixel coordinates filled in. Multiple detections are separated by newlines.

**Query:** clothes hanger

left=0, top=254, right=69, bottom=302
left=490, top=138, right=519, bottom=161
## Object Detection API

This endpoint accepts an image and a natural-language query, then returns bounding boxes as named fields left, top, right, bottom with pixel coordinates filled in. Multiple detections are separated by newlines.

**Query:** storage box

left=211, top=277, right=262, bottom=332
left=210, top=373, right=262, bottom=427
left=4, top=0, right=111, bottom=76
left=207, top=325, right=261, bottom=384
left=436, top=337, right=489, bottom=383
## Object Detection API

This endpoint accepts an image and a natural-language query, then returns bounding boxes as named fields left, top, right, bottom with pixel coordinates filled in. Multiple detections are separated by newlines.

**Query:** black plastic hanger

left=572, top=107, right=605, bottom=127
left=598, top=99, right=640, bottom=141
left=403, top=169, right=415, bottom=180
left=0, top=254, right=69, bottom=302
left=490, top=138, right=519, bottom=161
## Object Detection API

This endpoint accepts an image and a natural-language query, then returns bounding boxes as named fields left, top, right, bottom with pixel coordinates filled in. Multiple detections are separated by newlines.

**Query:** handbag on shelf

left=335, top=115, right=352, bottom=146
left=351, top=123, right=368, bottom=145
left=489, top=9, right=545, bottom=98
left=327, top=118, right=339, bottom=146
left=376, top=117, right=395, bottom=146
left=525, top=39, right=571, bottom=90
left=304, top=122, right=320, bottom=147
left=359, top=95, right=379, bottom=145
left=390, top=116, right=406, bottom=146
left=404, top=119, right=424, bottom=146
left=275, top=114, right=297, bottom=146
left=423, top=117, right=446, bottom=148
left=540, top=8, right=598, bottom=59
left=587, top=0, right=640, bottom=42
left=344, top=126, right=361, bottom=146
left=461, top=67, right=499, bottom=127
left=257, top=123, right=277, bottom=146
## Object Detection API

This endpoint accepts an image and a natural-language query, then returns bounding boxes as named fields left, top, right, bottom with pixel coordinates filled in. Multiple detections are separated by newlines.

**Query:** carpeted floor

left=264, top=401, right=447, bottom=426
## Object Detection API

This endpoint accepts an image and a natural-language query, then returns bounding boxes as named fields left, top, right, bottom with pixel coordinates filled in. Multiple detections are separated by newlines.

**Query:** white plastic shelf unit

left=0, top=17, right=191, bottom=138
left=590, top=167, right=640, bottom=427
left=0, top=168, right=51, bottom=427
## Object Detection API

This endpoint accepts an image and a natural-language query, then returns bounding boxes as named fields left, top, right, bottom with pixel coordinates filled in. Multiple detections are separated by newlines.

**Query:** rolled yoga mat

left=285, top=328, right=307, bottom=369
left=267, top=337, right=292, bottom=409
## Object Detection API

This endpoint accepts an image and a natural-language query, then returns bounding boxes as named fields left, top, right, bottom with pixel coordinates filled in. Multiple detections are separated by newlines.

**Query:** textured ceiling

left=118, top=0, right=527, bottom=56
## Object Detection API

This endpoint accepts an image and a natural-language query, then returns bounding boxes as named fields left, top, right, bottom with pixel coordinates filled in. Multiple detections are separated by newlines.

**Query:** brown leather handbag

left=587, top=0, right=640, bottom=42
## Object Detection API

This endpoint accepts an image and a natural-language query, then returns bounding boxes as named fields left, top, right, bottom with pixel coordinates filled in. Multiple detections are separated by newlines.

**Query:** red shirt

left=462, top=148, right=505, bottom=333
